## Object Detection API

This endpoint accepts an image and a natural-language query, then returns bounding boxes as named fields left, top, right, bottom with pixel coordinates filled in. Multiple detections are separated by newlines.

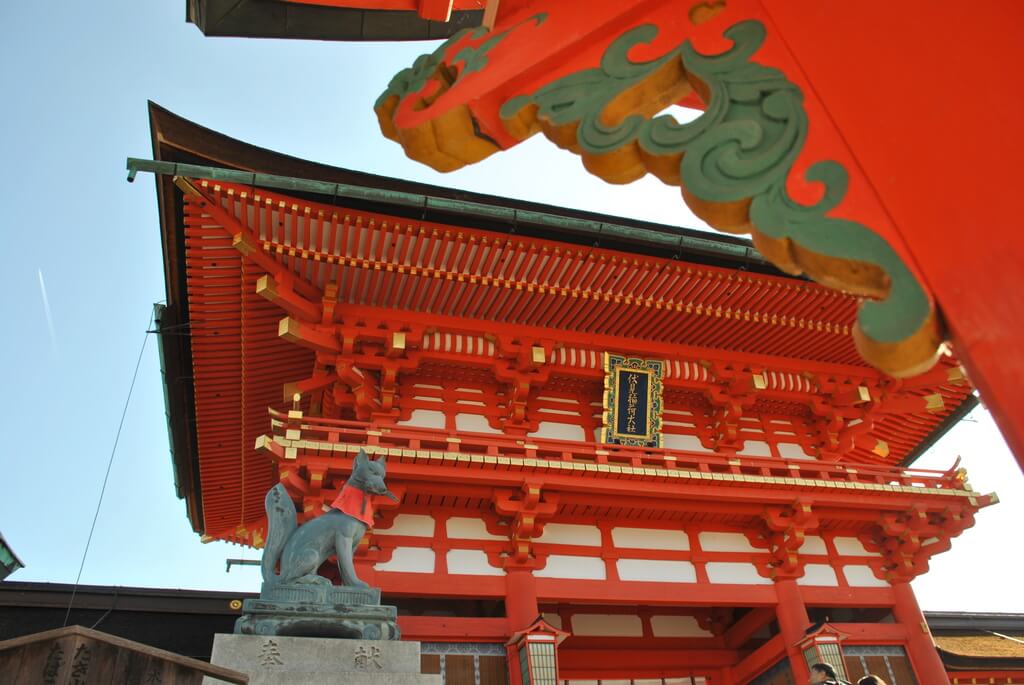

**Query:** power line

left=63, top=309, right=154, bottom=627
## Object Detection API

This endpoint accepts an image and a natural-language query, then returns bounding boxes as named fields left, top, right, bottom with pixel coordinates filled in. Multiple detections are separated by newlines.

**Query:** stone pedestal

left=204, top=634, right=442, bottom=685
left=234, top=583, right=399, bottom=640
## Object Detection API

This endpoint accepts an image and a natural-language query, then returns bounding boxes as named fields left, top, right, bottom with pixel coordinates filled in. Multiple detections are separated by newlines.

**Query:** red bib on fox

left=330, top=484, right=375, bottom=527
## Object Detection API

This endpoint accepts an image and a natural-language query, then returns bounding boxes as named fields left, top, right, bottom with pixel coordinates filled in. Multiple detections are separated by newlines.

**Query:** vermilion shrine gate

left=138, top=1, right=1024, bottom=683
left=139, top=104, right=993, bottom=685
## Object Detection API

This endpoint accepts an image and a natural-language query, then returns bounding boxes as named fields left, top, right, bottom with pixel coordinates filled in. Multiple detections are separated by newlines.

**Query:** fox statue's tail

left=262, top=484, right=298, bottom=586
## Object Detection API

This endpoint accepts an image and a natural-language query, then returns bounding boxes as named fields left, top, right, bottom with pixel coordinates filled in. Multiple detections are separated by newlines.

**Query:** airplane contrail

left=38, top=269, right=58, bottom=355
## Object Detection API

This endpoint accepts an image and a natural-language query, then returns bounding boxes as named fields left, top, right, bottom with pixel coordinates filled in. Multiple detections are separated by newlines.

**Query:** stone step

left=209, top=634, right=424, bottom=675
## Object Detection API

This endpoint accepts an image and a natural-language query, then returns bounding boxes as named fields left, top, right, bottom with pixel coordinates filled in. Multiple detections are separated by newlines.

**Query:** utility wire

left=63, top=309, right=154, bottom=627
left=987, top=630, right=1024, bottom=646
left=89, top=587, right=119, bottom=630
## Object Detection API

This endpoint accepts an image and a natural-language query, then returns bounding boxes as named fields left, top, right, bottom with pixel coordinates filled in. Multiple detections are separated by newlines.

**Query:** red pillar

left=775, top=578, right=811, bottom=683
left=505, top=567, right=540, bottom=631
left=506, top=568, right=541, bottom=685
left=707, top=668, right=734, bottom=685
left=892, top=582, right=949, bottom=685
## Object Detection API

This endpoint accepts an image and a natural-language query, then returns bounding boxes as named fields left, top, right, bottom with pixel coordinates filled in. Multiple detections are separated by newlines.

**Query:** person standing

left=857, top=677, right=889, bottom=685
left=809, top=663, right=853, bottom=684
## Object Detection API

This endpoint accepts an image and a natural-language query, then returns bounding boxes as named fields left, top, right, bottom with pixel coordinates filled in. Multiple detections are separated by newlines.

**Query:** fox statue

left=261, top=449, right=397, bottom=589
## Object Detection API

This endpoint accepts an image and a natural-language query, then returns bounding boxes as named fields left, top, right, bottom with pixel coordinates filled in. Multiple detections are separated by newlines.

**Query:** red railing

left=267, top=410, right=970, bottom=494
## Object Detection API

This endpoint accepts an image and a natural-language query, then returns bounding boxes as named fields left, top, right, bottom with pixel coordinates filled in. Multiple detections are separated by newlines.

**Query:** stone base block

left=258, top=582, right=381, bottom=605
left=205, top=634, right=441, bottom=685
left=235, top=598, right=399, bottom=639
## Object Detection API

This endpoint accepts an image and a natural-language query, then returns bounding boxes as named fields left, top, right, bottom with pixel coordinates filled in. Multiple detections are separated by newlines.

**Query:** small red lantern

left=797, top=623, right=850, bottom=682
left=507, top=618, right=569, bottom=685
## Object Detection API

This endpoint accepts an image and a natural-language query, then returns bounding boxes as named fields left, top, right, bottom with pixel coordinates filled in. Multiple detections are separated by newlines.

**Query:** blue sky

left=1, top=1, right=1020, bottom=611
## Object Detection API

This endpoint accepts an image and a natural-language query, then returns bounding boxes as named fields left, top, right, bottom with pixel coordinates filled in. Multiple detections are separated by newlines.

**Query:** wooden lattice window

left=843, top=645, right=919, bottom=685
left=421, top=643, right=508, bottom=685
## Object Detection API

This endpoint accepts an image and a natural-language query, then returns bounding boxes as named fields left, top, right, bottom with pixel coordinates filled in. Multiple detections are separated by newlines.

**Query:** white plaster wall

left=611, top=527, right=689, bottom=551
left=374, top=547, right=436, bottom=573
left=843, top=565, right=890, bottom=587
left=833, top=537, right=878, bottom=556
left=662, top=433, right=714, bottom=453
left=537, top=408, right=580, bottom=417
left=698, top=532, right=758, bottom=553
left=536, top=523, right=602, bottom=546
left=796, top=564, right=839, bottom=587
left=649, top=615, right=712, bottom=638
left=705, top=562, right=771, bottom=585
left=662, top=408, right=693, bottom=418
left=454, top=413, right=502, bottom=434
left=570, top=614, right=643, bottom=637
left=446, top=517, right=507, bottom=540
left=528, top=421, right=587, bottom=442
left=534, top=555, right=606, bottom=580
left=396, top=409, right=445, bottom=429
left=617, top=559, right=697, bottom=583
left=777, top=442, right=813, bottom=460
left=801, top=535, right=828, bottom=555
left=374, top=514, right=435, bottom=537
left=738, top=440, right=773, bottom=458
left=446, top=549, right=505, bottom=576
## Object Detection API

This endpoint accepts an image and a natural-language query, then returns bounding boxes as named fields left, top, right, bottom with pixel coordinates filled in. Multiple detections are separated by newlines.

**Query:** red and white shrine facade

left=146, top=104, right=995, bottom=685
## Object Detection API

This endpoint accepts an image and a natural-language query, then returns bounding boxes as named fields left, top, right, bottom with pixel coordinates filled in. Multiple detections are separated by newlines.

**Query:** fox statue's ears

left=354, top=448, right=385, bottom=469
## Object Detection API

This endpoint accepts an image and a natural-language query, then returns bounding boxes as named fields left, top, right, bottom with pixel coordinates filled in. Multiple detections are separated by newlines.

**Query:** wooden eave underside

left=186, top=0, right=483, bottom=41
left=200, top=180, right=864, bottom=360
left=150, top=104, right=973, bottom=536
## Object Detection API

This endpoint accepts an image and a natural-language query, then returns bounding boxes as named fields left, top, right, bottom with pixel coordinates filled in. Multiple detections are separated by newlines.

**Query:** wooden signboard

left=601, top=352, right=664, bottom=448
left=0, top=624, right=248, bottom=684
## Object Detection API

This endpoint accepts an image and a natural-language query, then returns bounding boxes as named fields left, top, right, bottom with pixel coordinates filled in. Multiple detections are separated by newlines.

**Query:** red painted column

left=505, top=567, right=540, bottom=631
left=774, top=579, right=811, bottom=683
left=506, top=567, right=541, bottom=685
left=707, top=668, right=734, bottom=685
left=892, top=582, right=949, bottom=685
